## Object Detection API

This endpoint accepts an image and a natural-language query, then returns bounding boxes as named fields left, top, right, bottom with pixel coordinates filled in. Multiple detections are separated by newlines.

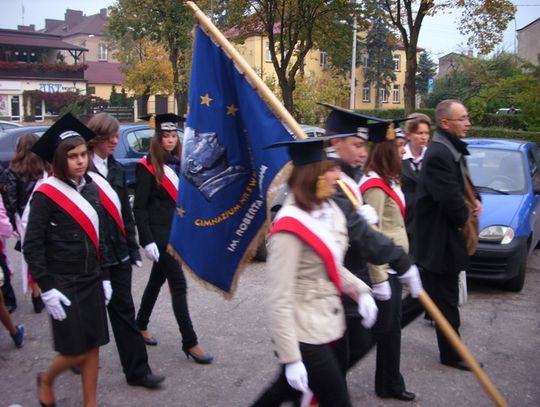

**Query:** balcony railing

left=0, top=62, right=86, bottom=81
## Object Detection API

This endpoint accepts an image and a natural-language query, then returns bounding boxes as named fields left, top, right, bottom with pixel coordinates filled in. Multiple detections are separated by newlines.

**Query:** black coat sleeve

left=23, top=192, right=56, bottom=291
left=117, top=168, right=141, bottom=262
left=133, top=164, right=155, bottom=248
left=332, top=193, right=411, bottom=275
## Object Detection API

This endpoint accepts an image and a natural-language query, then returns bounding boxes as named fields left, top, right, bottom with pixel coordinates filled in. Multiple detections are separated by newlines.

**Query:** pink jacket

left=0, top=195, right=13, bottom=239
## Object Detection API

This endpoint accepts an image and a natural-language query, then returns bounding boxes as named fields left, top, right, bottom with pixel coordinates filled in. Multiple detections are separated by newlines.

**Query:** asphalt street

left=1, top=237, right=539, bottom=407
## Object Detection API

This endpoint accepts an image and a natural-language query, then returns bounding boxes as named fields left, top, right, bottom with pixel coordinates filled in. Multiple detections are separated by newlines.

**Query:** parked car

left=0, top=125, right=50, bottom=169
left=114, top=123, right=184, bottom=187
left=465, top=138, right=540, bottom=291
left=0, top=120, right=22, bottom=131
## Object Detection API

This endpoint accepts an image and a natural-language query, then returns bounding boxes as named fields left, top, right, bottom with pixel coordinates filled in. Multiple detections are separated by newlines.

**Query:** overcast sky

left=1, top=0, right=539, bottom=61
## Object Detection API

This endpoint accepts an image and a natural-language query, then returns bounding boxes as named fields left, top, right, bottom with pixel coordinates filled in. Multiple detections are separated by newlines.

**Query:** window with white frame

left=362, top=82, right=370, bottom=102
left=392, top=84, right=400, bottom=103
left=265, top=41, right=272, bottom=62
left=379, top=87, right=388, bottom=103
left=393, top=54, right=401, bottom=71
left=98, top=43, right=108, bottom=61
left=320, top=51, right=329, bottom=69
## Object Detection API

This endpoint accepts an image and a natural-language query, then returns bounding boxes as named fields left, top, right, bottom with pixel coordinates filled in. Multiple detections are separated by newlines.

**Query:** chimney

left=17, top=24, right=35, bottom=32
left=64, top=9, right=84, bottom=27
left=100, top=8, right=107, bottom=19
left=45, top=19, right=63, bottom=32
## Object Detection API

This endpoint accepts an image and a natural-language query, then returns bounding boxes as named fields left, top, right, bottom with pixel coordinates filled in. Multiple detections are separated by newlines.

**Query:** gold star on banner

left=226, top=104, right=239, bottom=116
left=200, top=93, right=213, bottom=106
left=176, top=207, right=186, bottom=217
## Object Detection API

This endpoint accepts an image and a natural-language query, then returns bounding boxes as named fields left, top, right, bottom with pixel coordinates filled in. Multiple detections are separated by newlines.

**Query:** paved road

left=1, top=238, right=539, bottom=407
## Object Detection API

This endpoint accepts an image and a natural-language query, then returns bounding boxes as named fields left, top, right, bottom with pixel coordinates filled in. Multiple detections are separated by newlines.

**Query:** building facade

left=0, top=28, right=87, bottom=121
left=517, top=17, right=540, bottom=65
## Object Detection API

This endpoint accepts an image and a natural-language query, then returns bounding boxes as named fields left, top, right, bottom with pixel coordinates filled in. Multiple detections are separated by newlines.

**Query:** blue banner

left=168, top=26, right=293, bottom=295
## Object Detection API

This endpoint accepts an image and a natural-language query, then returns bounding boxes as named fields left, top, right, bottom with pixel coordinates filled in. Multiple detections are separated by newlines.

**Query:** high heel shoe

left=183, top=348, right=213, bottom=364
left=37, top=373, right=56, bottom=407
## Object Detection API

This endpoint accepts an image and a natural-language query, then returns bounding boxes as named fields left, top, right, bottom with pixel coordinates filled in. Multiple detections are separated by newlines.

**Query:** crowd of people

left=0, top=98, right=479, bottom=406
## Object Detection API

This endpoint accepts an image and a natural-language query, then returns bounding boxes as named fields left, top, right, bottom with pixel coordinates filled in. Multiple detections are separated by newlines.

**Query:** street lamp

left=349, top=16, right=357, bottom=110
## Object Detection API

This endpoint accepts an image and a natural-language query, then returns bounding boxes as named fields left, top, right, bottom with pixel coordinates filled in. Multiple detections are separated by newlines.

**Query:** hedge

left=467, top=127, right=540, bottom=144
left=356, top=108, right=436, bottom=122
left=479, top=113, right=527, bottom=130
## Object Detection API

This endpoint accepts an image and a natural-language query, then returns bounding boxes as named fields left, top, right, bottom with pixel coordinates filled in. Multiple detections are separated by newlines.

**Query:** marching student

left=86, top=112, right=165, bottom=389
left=251, top=136, right=378, bottom=407
left=134, top=114, right=212, bottom=364
left=24, top=114, right=110, bottom=407
left=358, top=119, right=416, bottom=401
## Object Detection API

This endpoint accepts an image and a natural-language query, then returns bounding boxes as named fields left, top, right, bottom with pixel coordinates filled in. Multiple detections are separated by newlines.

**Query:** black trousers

left=422, top=270, right=461, bottom=364
left=251, top=337, right=351, bottom=407
left=135, top=250, right=198, bottom=350
left=108, top=260, right=151, bottom=382
left=372, top=275, right=406, bottom=396
left=346, top=275, right=406, bottom=396
left=0, top=254, right=16, bottom=308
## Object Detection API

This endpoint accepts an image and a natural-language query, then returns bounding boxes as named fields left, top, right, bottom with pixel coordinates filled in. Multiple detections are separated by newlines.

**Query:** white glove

left=41, top=289, right=71, bottom=321
left=102, top=280, right=113, bottom=306
left=358, top=204, right=379, bottom=225
left=399, top=265, right=423, bottom=298
left=372, top=280, right=392, bottom=301
left=285, top=360, right=309, bottom=393
left=134, top=260, right=143, bottom=268
left=358, top=292, right=378, bottom=328
left=144, top=242, right=160, bottom=262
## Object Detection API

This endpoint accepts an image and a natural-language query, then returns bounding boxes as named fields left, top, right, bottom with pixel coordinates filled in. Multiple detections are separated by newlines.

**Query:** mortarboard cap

left=265, top=134, right=353, bottom=166
left=367, top=118, right=410, bottom=144
left=140, top=113, right=185, bottom=132
left=31, top=113, right=96, bottom=163
left=319, top=102, right=385, bottom=140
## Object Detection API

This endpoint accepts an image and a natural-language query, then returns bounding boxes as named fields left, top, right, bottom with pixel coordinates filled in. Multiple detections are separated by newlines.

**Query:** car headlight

left=478, top=226, right=515, bottom=244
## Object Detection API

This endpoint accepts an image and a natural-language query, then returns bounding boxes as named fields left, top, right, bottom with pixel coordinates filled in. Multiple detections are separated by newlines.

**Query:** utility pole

left=349, top=16, right=357, bottom=110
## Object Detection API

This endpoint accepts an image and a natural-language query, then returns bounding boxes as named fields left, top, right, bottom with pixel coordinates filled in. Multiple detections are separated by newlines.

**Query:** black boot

left=32, top=295, right=45, bottom=313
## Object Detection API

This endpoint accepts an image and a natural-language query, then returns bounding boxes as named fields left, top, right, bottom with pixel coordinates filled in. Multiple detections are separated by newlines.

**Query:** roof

left=44, top=10, right=107, bottom=37
left=0, top=29, right=86, bottom=51
left=465, top=138, right=530, bottom=150
left=85, top=61, right=125, bottom=85
left=517, top=17, right=540, bottom=32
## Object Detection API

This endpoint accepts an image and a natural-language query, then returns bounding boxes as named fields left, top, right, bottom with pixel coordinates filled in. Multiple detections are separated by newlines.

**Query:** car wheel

left=504, top=245, right=527, bottom=292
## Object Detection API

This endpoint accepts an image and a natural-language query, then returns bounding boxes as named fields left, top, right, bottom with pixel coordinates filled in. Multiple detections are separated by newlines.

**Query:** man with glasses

left=414, top=99, right=482, bottom=371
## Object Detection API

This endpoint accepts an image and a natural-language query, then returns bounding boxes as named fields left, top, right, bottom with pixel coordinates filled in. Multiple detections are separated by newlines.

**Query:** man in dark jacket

left=87, top=113, right=165, bottom=388
left=414, top=99, right=482, bottom=371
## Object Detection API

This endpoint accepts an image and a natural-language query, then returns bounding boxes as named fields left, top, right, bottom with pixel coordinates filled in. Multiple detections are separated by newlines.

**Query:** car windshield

left=466, top=148, right=527, bottom=194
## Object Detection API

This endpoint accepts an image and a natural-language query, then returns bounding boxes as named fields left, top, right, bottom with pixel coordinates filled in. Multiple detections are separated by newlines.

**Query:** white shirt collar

left=92, top=154, right=109, bottom=176
left=402, top=143, right=426, bottom=163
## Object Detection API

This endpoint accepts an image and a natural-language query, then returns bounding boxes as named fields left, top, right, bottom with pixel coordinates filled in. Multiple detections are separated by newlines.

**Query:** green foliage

left=467, top=126, right=540, bottom=143
left=109, top=85, right=119, bottom=106
left=294, top=70, right=348, bottom=124
left=59, top=102, right=82, bottom=117
left=479, top=114, right=527, bottom=130
left=357, top=108, right=435, bottom=122
left=416, top=52, right=437, bottom=96
left=360, top=17, right=397, bottom=108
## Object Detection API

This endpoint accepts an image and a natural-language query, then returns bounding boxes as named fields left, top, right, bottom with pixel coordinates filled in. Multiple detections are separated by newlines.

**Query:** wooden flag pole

left=419, top=291, right=508, bottom=407
left=184, top=1, right=307, bottom=141
left=184, top=2, right=508, bottom=406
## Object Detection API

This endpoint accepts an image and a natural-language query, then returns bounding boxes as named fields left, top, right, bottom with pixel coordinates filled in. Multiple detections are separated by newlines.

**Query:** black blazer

left=413, top=129, right=470, bottom=275
left=401, top=158, right=420, bottom=247
left=133, top=155, right=176, bottom=249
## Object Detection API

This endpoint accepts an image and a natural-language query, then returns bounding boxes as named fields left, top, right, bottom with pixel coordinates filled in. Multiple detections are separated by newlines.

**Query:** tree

left=106, top=0, right=194, bottom=114
left=223, top=0, right=358, bottom=115
left=416, top=51, right=436, bottom=97
left=109, top=85, right=119, bottom=106
left=360, top=18, right=397, bottom=109
left=375, top=0, right=516, bottom=114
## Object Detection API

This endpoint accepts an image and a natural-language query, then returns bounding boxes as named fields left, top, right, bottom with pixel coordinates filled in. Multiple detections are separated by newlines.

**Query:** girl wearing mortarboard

left=251, top=136, right=378, bottom=407
left=134, top=113, right=212, bottom=364
left=23, top=113, right=110, bottom=407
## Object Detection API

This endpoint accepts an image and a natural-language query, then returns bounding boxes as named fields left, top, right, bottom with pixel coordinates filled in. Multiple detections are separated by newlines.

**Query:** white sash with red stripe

left=270, top=205, right=343, bottom=292
left=88, top=171, right=126, bottom=237
left=36, top=177, right=100, bottom=257
left=359, top=172, right=406, bottom=219
left=138, top=156, right=179, bottom=202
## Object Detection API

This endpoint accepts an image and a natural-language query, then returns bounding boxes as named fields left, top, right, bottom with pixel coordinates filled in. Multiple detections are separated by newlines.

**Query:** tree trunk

left=404, top=47, right=418, bottom=115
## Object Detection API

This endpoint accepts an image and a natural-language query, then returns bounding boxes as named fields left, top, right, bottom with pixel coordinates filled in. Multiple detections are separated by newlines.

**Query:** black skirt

left=50, top=266, right=109, bottom=355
